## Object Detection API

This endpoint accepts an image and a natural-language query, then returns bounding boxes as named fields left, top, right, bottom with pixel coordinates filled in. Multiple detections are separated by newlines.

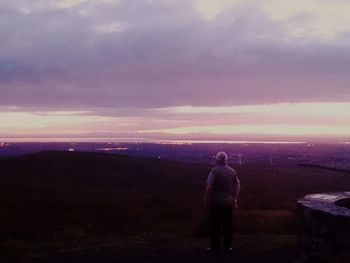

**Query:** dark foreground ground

left=1, top=151, right=350, bottom=262
left=10, top=235, right=294, bottom=263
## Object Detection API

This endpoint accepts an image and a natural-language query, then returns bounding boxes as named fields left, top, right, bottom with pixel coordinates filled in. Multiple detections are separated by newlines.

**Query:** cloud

left=194, top=0, right=241, bottom=20
left=261, top=0, right=350, bottom=39
left=2, top=102, right=350, bottom=141
left=0, top=0, right=350, bottom=113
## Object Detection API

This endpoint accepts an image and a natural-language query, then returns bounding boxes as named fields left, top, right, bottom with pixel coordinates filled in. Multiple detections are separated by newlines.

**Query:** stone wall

left=297, top=192, right=350, bottom=263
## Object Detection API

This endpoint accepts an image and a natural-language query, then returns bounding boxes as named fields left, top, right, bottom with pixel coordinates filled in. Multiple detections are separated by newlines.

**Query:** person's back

left=210, top=164, right=237, bottom=206
left=204, top=152, right=240, bottom=255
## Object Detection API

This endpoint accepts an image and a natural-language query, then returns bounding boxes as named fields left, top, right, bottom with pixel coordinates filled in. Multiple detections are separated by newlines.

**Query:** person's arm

left=204, top=171, right=215, bottom=206
left=233, top=176, right=240, bottom=208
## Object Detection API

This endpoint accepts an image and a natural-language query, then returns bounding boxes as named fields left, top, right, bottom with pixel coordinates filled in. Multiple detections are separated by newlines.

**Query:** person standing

left=204, top=151, right=240, bottom=254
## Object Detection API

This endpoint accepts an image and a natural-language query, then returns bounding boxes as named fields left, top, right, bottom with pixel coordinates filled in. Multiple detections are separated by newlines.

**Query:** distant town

left=1, top=142, right=350, bottom=173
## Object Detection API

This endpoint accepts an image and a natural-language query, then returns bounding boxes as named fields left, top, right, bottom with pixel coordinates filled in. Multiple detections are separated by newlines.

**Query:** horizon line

left=1, top=137, right=349, bottom=145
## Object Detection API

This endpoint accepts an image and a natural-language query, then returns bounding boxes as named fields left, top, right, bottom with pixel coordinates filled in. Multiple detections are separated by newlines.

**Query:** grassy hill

left=1, top=151, right=350, bottom=262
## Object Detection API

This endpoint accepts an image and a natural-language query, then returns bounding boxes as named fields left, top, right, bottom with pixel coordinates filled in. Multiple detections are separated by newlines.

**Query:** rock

left=297, top=192, right=350, bottom=263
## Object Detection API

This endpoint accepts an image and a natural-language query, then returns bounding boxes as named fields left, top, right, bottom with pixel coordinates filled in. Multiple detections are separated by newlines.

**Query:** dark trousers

left=210, top=204, right=233, bottom=251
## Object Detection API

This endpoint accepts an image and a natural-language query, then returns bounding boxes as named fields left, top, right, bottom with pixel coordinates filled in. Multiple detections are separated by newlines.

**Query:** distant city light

left=95, top=147, right=128, bottom=151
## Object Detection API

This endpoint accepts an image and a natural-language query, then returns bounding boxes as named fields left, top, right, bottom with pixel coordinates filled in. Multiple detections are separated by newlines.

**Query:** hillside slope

left=1, top=151, right=350, bottom=262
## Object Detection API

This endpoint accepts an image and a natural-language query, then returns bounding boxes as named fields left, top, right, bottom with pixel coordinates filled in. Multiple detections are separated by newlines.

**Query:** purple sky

left=1, top=0, right=350, bottom=141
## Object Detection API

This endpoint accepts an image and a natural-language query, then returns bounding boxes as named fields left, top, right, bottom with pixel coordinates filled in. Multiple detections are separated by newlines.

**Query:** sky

left=1, top=0, right=350, bottom=142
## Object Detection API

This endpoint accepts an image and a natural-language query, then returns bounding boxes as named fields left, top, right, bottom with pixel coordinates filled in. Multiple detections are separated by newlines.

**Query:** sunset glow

left=162, top=103, right=350, bottom=116
left=1, top=1, right=350, bottom=142
left=144, top=124, right=350, bottom=136
left=1, top=102, right=350, bottom=141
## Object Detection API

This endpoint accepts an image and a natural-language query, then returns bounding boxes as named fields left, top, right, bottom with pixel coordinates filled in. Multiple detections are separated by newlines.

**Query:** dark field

left=1, top=151, right=350, bottom=262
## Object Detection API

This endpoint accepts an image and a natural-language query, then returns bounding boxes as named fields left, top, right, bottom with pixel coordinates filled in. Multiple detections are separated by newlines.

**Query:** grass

left=1, top=151, right=350, bottom=262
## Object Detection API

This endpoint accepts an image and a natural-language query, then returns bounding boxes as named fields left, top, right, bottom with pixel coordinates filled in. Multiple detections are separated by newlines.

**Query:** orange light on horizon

left=142, top=124, right=350, bottom=136
left=160, top=102, right=350, bottom=117
left=1, top=102, right=350, bottom=139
